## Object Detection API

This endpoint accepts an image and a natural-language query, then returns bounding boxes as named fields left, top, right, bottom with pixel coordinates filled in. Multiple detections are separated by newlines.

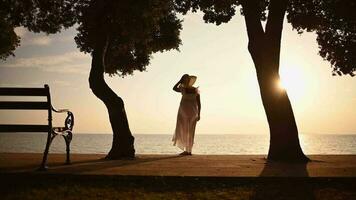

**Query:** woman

left=172, top=74, right=201, bottom=155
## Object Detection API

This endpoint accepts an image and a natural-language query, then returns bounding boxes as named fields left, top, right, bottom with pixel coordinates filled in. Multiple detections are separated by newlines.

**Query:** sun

left=277, top=79, right=285, bottom=90
left=278, top=65, right=307, bottom=101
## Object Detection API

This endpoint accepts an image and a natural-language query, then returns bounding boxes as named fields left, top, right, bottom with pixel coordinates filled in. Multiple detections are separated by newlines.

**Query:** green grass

left=1, top=175, right=355, bottom=200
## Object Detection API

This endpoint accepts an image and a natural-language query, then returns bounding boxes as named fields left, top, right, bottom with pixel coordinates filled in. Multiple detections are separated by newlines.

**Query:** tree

left=0, top=0, right=77, bottom=60
left=2, top=0, right=355, bottom=162
left=174, top=0, right=356, bottom=162
left=0, top=0, right=182, bottom=159
left=75, top=0, right=182, bottom=159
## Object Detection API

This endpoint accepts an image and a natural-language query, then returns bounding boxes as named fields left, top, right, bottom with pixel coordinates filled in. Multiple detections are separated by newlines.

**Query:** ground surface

left=1, top=153, right=356, bottom=199
left=1, top=153, right=356, bottom=177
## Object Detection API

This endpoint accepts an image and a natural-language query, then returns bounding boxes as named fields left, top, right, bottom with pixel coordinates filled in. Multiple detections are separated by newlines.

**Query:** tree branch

left=241, top=0, right=265, bottom=42
left=262, top=0, right=288, bottom=71
left=265, top=0, right=288, bottom=44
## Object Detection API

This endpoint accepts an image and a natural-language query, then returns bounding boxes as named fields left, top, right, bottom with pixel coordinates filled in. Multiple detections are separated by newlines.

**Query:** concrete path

left=1, top=153, right=356, bottom=177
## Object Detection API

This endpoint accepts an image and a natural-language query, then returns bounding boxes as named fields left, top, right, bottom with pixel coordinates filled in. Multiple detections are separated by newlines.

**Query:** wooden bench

left=0, top=84, right=74, bottom=170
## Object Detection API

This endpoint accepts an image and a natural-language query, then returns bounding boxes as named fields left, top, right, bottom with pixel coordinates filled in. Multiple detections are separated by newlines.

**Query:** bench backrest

left=0, top=85, right=52, bottom=132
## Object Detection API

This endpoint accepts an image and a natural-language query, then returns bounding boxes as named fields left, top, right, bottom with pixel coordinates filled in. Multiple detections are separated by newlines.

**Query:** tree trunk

left=242, top=0, right=309, bottom=162
left=255, top=67, right=309, bottom=162
left=89, top=38, right=135, bottom=159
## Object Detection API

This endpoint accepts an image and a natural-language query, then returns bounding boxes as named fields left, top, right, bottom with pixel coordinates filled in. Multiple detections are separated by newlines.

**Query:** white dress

left=172, top=87, right=199, bottom=152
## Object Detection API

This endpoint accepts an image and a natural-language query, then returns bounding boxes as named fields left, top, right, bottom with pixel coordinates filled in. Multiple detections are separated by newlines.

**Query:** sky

left=0, top=12, right=355, bottom=135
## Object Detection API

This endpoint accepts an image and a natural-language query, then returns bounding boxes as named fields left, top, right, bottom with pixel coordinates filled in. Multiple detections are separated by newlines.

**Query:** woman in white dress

left=172, top=74, right=201, bottom=155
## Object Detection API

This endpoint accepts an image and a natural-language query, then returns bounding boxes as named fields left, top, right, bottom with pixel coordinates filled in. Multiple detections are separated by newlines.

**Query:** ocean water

left=0, top=133, right=355, bottom=155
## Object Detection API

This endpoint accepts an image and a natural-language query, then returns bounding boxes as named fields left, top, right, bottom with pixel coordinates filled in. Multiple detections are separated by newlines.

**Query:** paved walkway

left=1, top=153, right=356, bottom=177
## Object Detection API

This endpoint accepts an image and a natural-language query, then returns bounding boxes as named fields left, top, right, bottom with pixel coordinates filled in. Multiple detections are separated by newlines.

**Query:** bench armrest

left=52, top=106, right=69, bottom=113
left=51, top=106, right=74, bottom=131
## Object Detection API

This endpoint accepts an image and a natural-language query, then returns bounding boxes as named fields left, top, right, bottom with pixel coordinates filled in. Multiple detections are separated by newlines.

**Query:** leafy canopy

left=75, top=0, right=182, bottom=75
left=0, top=0, right=77, bottom=59
left=0, top=0, right=182, bottom=76
left=174, top=0, right=356, bottom=76
left=287, top=0, right=356, bottom=76
left=1, top=0, right=355, bottom=76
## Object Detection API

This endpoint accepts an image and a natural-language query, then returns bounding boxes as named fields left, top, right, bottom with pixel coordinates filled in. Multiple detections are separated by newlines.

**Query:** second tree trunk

left=255, top=67, right=309, bottom=162
left=89, top=42, right=135, bottom=159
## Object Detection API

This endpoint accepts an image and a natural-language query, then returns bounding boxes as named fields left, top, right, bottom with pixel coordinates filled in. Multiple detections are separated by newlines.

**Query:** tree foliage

left=0, top=0, right=182, bottom=76
left=287, top=0, right=356, bottom=76
left=0, top=17, right=20, bottom=60
left=75, top=0, right=182, bottom=75
left=174, top=0, right=356, bottom=76
left=1, top=0, right=355, bottom=76
left=174, top=0, right=269, bottom=24
left=0, top=0, right=77, bottom=60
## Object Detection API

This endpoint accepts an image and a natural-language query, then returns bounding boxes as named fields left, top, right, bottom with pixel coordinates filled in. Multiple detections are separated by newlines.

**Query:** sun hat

left=187, top=75, right=197, bottom=87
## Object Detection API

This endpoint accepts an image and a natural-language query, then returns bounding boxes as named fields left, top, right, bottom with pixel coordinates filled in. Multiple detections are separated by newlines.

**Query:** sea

left=0, top=133, right=355, bottom=155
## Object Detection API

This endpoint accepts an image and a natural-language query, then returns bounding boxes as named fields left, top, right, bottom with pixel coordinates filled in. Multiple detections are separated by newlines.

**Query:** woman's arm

left=196, top=94, right=201, bottom=121
left=173, top=79, right=183, bottom=92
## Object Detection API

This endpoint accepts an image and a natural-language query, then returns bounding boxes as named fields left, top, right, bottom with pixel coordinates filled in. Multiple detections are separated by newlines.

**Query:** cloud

left=0, top=81, right=45, bottom=87
left=27, top=36, right=52, bottom=46
left=19, top=35, right=53, bottom=46
left=1, top=51, right=91, bottom=74
left=57, top=35, right=74, bottom=43
left=15, top=27, right=73, bottom=46
left=0, top=81, right=73, bottom=88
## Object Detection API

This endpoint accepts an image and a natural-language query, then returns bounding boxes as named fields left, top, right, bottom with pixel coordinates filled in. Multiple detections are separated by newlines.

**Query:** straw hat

left=187, top=75, right=197, bottom=87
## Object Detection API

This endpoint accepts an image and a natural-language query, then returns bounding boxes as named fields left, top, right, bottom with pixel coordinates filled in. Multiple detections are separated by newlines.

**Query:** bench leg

left=39, top=132, right=56, bottom=171
left=63, top=131, right=72, bottom=165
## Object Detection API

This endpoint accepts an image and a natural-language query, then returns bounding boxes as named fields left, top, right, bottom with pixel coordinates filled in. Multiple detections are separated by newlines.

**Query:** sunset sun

left=278, top=65, right=307, bottom=100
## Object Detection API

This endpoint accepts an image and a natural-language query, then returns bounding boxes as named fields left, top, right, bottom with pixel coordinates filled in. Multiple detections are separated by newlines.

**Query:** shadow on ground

left=252, top=161, right=315, bottom=200
left=47, top=155, right=184, bottom=174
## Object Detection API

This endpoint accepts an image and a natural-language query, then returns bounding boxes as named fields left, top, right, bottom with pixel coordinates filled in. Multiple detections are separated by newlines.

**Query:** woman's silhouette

left=172, top=74, right=201, bottom=155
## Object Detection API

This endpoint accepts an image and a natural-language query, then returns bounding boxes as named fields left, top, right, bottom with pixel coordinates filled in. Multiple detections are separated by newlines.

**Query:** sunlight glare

left=279, top=65, right=307, bottom=101
left=277, top=79, right=285, bottom=90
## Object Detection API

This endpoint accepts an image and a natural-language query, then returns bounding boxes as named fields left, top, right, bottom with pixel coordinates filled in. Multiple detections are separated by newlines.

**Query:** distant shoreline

left=1, top=134, right=356, bottom=155
left=1, top=132, right=356, bottom=135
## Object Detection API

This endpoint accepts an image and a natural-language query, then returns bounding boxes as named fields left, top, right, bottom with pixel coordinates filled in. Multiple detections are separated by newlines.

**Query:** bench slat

left=0, top=101, right=50, bottom=110
left=0, top=125, right=49, bottom=132
left=0, top=88, right=48, bottom=96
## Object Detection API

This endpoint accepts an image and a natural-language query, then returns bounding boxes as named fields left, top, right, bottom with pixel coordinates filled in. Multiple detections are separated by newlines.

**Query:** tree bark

left=242, top=0, right=309, bottom=162
left=89, top=38, right=135, bottom=159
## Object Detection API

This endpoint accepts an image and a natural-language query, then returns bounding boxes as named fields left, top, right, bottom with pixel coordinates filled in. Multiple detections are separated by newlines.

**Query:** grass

left=1, top=175, right=355, bottom=200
